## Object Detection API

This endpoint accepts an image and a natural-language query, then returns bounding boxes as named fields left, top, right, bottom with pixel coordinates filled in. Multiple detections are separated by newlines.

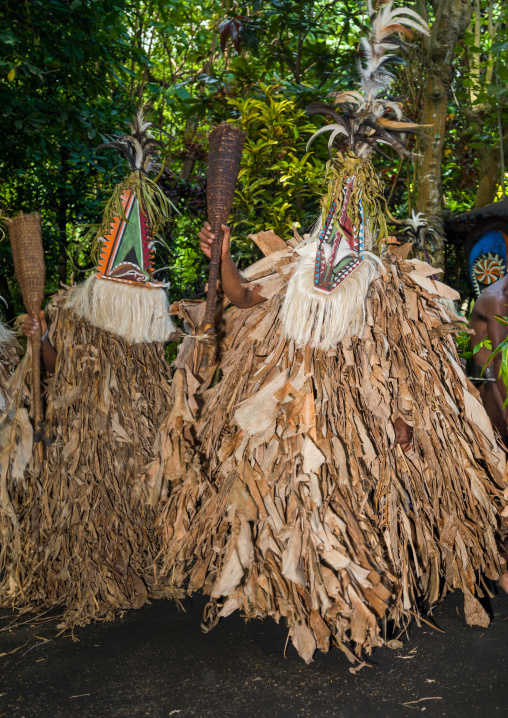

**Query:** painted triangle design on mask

left=96, top=189, right=165, bottom=288
left=313, top=176, right=364, bottom=294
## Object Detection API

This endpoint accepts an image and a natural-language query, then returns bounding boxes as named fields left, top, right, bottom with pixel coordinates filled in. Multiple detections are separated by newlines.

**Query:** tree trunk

left=57, top=148, right=69, bottom=288
left=57, top=209, right=68, bottom=289
left=180, top=150, right=197, bottom=181
left=180, top=119, right=198, bottom=181
left=474, top=127, right=508, bottom=207
left=466, top=0, right=504, bottom=208
left=415, top=0, right=473, bottom=268
left=475, top=143, right=500, bottom=208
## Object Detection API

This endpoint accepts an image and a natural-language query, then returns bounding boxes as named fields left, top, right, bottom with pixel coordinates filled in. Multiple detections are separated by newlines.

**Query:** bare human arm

left=485, top=299, right=508, bottom=405
left=22, top=310, right=57, bottom=374
left=198, top=222, right=266, bottom=309
left=471, top=291, right=508, bottom=404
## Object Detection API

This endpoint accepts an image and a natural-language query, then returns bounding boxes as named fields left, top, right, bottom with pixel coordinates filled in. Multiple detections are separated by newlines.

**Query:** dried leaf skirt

left=0, top=331, right=34, bottom=593
left=0, top=291, right=177, bottom=626
left=153, top=255, right=507, bottom=663
left=0, top=329, right=21, bottom=437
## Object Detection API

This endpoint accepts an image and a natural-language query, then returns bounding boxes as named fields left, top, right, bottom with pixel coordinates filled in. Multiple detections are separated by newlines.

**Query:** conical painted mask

left=96, top=189, right=166, bottom=288
left=313, top=175, right=364, bottom=293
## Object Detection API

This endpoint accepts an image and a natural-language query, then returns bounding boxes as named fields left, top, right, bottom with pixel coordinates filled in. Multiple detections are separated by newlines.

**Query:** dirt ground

left=1, top=587, right=507, bottom=718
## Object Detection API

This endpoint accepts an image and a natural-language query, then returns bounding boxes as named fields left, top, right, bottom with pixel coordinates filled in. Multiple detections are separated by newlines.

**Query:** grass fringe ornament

left=322, top=152, right=391, bottom=248
left=88, top=172, right=176, bottom=267
left=281, top=242, right=381, bottom=350
left=67, top=273, right=176, bottom=344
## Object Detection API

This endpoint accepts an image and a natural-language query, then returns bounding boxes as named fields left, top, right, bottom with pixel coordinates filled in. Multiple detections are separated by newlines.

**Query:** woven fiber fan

left=200, top=123, right=245, bottom=356
left=7, top=212, right=45, bottom=446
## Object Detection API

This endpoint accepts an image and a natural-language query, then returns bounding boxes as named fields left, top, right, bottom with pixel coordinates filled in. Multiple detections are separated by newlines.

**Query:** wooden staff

left=7, top=212, right=45, bottom=457
left=199, top=123, right=245, bottom=369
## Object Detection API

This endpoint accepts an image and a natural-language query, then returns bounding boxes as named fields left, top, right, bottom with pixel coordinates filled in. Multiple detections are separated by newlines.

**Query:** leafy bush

left=228, top=84, right=324, bottom=242
left=158, top=84, right=328, bottom=298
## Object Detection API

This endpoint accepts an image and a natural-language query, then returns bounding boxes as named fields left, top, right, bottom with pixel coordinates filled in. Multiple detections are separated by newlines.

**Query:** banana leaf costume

left=0, top=114, right=181, bottom=626
left=0, top=319, right=18, bottom=423
left=147, top=4, right=508, bottom=663
left=1, top=314, right=34, bottom=593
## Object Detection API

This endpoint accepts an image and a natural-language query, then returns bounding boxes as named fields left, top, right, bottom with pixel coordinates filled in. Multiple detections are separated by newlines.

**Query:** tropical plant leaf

left=375, top=117, right=424, bottom=131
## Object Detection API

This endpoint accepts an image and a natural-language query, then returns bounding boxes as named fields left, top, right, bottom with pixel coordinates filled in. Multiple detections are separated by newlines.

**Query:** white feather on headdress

left=97, top=110, right=165, bottom=173
left=307, top=1, right=430, bottom=159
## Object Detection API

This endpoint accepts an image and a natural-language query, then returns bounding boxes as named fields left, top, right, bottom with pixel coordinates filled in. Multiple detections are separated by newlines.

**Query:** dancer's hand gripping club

left=22, top=310, right=57, bottom=373
left=198, top=222, right=265, bottom=310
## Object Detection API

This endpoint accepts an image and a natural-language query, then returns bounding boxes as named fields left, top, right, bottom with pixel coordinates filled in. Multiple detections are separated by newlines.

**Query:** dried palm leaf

left=149, top=243, right=507, bottom=664
left=0, top=330, right=32, bottom=596
left=0, top=289, right=182, bottom=625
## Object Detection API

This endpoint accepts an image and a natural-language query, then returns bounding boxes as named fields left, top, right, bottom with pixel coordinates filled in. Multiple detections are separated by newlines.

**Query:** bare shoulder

left=474, top=277, right=508, bottom=314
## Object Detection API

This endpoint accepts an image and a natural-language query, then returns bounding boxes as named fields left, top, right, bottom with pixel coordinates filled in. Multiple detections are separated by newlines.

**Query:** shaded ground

left=1, top=588, right=507, bottom=718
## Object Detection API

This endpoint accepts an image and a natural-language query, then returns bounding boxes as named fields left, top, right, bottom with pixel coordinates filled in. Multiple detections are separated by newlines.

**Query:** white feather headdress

left=307, top=0, right=430, bottom=159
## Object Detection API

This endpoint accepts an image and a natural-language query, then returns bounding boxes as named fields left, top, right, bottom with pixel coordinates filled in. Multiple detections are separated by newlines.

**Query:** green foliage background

left=1, top=0, right=507, bottom=320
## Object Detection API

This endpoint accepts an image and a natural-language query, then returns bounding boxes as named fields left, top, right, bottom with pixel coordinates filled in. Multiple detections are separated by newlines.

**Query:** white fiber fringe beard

left=66, top=275, right=176, bottom=344
left=0, top=320, right=15, bottom=347
left=281, top=241, right=381, bottom=351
